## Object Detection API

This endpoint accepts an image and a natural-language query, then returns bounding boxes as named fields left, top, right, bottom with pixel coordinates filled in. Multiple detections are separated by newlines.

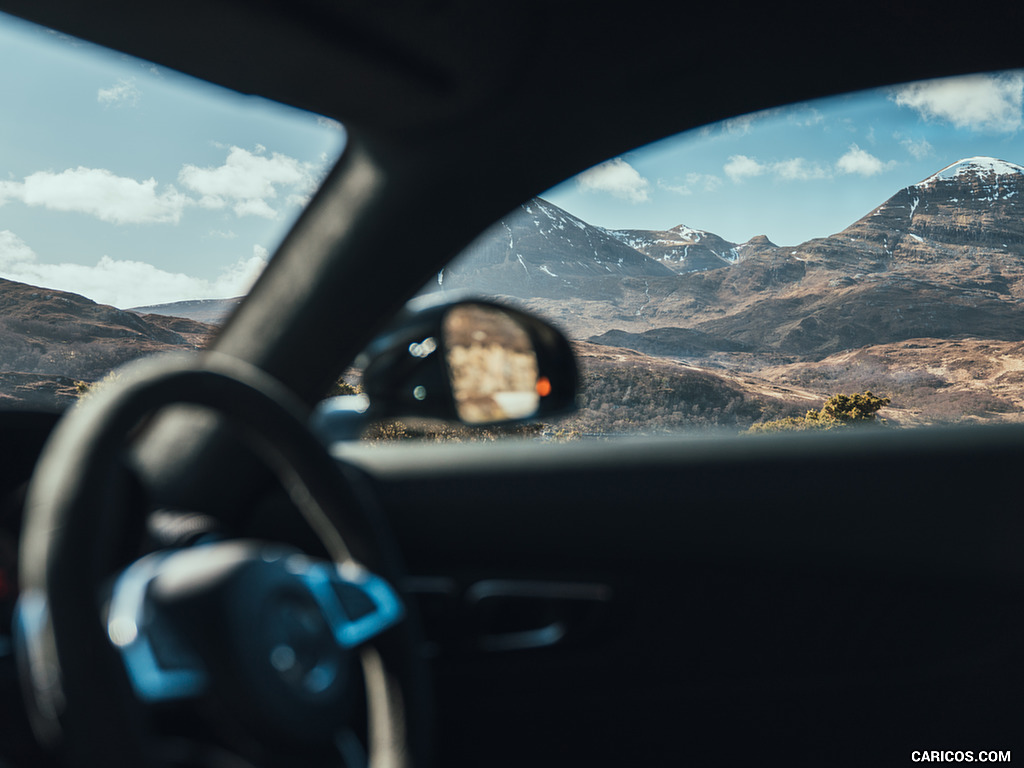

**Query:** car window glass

left=0, top=12, right=345, bottom=410
left=410, top=69, right=1024, bottom=439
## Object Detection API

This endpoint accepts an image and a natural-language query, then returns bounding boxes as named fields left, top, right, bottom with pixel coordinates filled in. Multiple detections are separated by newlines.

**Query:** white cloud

left=702, top=105, right=825, bottom=140
left=575, top=158, right=650, bottom=203
left=725, top=154, right=828, bottom=183
left=316, top=116, right=345, bottom=133
left=726, top=147, right=893, bottom=183
left=0, top=230, right=267, bottom=308
left=836, top=144, right=890, bottom=176
left=0, top=229, right=35, bottom=264
left=231, top=198, right=278, bottom=219
left=787, top=108, right=825, bottom=128
left=714, top=114, right=760, bottom=137
left=658, top=173, right=722, bottom=196
left=0, top=146, right=326, bottom=227
left=0, top=179, right=19, bottom=206
left=701, top=110, right=780, bottom=140
left=179, top=146, right=315, bottom=219
left=899, top=136, right=934, bottom=160
left=4, top=167, right=188, bottom=224
left=98, top=77, right=141, bottom=107
left=892, top=72, right=1024, bottom=132
left=724, top=154, right=767, bottom=182
left=775, top=157, right=830, bottom=181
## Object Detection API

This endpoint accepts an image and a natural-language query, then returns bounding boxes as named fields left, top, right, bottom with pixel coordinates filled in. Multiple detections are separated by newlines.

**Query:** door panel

left=336, top=427, right=1024, bottom=764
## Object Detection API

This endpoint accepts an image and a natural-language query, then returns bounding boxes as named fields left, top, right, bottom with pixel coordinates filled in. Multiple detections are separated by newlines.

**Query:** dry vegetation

left=552, top=335, right=1024, bottom=435
left=758, top=337, right=1024, bottom=427
left=539, top=342, right=815, bottom=437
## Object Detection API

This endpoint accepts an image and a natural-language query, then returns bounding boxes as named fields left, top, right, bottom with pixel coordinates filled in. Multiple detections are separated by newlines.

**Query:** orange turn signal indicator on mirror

left=536, top=376, right=552, bottom=397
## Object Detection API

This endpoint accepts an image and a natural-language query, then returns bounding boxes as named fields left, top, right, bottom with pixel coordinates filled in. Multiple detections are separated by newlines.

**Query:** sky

left=0, top=12, right=345, bottom=309
left=2, top=12, right=1024, bottom=310
left=543, top=70, right=1024, bottom=247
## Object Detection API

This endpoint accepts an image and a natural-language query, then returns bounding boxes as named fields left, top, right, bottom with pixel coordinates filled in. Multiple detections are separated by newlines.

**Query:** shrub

left=748, top=391, right=891, bottom=433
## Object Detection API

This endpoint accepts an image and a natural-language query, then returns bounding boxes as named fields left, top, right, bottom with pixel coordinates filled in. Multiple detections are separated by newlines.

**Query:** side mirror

left=314, top=299, right=577, bottom=440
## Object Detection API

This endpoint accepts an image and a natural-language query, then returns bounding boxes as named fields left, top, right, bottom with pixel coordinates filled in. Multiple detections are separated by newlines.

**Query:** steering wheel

left=14, top=353, right=428, bottom=767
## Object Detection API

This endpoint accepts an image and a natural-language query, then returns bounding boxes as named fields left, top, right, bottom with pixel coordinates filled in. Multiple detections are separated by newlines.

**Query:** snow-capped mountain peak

left=523, top=197, right=592, bottom=234
left=916, top=156, right=1024, bottom=187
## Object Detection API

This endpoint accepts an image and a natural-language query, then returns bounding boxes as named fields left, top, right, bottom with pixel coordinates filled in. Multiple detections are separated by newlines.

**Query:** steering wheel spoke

left=107, top=549, right=209, bottom=703
left=299, top=559, right=405, bottom=650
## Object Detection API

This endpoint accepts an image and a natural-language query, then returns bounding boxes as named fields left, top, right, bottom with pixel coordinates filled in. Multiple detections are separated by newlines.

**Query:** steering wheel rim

left=15, top=352, right=428, bottom=767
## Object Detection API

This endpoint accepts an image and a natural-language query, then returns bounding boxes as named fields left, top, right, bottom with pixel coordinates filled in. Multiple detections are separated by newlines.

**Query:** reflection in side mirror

left=444, top=304, right=540, bottom=424
left=312, top=298, right=578, bottom=442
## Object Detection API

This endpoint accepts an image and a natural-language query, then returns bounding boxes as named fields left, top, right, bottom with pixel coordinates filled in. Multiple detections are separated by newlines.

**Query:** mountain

left=794, top=157, right=1024, bottom=273
left=438, top=197, right=785, bottom=301
left=460, top=157, right=1024, bottom=361
left=436, top=198, right=674, bottom=299
left=0, top=278, right=217, bottom=410
left=684, top=157, right=1024, bottom=358
left=870, top=157, right=1024, bottom=253
left=609, top=226, right=777, bottom=272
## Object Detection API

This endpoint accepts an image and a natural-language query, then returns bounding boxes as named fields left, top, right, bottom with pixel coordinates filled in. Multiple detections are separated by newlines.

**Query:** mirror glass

left=443, top=304, right=541, bottom=424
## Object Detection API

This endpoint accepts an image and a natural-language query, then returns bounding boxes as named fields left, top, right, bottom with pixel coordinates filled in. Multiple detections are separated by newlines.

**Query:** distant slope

left=130, top=296, right=242, bottom=324
left=609, top=226, right=777, bottom=272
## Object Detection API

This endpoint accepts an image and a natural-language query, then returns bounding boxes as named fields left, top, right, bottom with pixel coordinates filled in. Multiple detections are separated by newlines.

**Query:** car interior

left=0, top=1, right=1021, bottom=766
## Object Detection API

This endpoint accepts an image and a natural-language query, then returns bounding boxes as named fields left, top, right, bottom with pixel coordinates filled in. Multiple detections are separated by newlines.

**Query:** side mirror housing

left=314, top=298, right=577, bottom=440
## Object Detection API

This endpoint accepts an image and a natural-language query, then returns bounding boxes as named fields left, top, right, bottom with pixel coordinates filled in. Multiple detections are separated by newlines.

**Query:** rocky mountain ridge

left=701, top=157, right=1024, bottom=358
left=439, top=196, right=786, bottom=300
left=607, top=225, right=779, bottom=272
left=440, top=157, right=1024, bottom=360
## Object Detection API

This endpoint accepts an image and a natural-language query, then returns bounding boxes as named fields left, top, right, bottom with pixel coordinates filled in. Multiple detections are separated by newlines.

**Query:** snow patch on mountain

left=918, top=157, right=1024, bottom=186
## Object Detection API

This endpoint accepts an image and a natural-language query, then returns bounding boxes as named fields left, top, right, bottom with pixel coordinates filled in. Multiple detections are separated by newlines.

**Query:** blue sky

left=544, top=70, right=1024, bottom=246
left=1, top=11, right=1023, bottom=310
left=0, top=12, right=345, bottom=308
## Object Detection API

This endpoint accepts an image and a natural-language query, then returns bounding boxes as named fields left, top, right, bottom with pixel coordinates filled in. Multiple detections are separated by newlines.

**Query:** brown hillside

left=556, top=342, right=817, bottom=435
left=0, top=278, right=218, bottom=409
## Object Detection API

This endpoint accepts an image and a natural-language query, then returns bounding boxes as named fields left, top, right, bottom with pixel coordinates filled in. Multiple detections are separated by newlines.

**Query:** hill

left=130, top=297, right=243, bottom=324
left=0, top=278, right=217, bottom=410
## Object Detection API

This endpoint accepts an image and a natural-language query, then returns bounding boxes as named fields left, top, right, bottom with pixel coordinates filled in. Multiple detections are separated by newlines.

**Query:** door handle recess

left=464, top=580, right=612, bottom=652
